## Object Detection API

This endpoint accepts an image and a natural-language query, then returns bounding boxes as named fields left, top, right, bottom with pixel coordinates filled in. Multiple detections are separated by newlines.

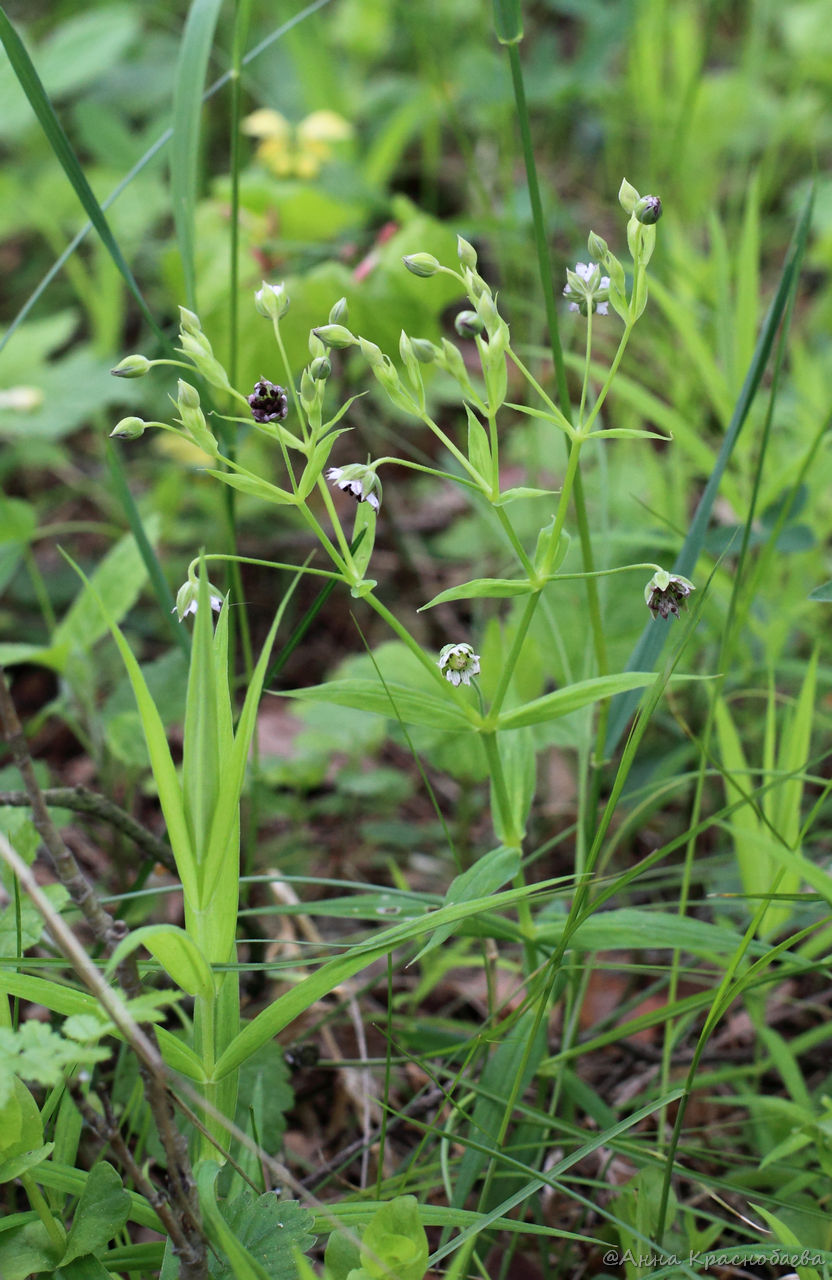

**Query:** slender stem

left=578, top=322, right=634, bottom=437
left=20, top=1175, right=65, bottom=1253
left=487, top=590, right=541, bottom=722
left=493, top=505, right=534, bottom=576
left=578, top=308, right=593, bottom=425
left=506, top=346, right=574, bottom=437
left=315, top=475, right=353, bottom=566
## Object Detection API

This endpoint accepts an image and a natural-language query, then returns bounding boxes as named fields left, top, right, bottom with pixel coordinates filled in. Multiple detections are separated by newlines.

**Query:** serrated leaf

left=282, top=679, right=475, bottom=731
left=208, top=1192, right=315, bottom=1280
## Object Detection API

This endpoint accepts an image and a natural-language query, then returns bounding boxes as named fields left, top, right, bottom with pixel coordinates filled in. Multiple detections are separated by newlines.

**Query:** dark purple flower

left=247, top=379, right=288, bottom=424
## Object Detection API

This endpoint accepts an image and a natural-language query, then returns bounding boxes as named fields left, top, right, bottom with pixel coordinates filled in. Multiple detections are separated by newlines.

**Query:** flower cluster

left=563, top=262, right=610, bottom=316
left=247, top=379, right=289, bottom=424
left=644, top=571, right=695, bottom=620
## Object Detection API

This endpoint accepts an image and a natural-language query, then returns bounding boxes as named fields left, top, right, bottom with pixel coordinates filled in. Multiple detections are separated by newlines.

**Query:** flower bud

left=454, top=310, right=485, bottom=339
left=634, top=194, right=662, bottom=225
left=313, top=324, right=357, bottom=349
left=457, top=236, right=477, bottom=269
left=110, top=416, right=146, bottom=440
left=308, top=332, right=327, bottom=359
left=177, top=379, right=201, bottom=410
left=254, top=281, right=290, bottom=320
left=173, top=578, right=223, bottom=622
left=309, top=355, right=331, bottom=381
left=359, top=337, right=384, bottom=368
left=329, top=296, right=348, bottom=324
left=402, top=252, right=441, bottom=278
left=618, top=178, right=640, bottom=216
left=587, top=230, right=608, bottom=260
left=111, top=354, right=151, bottom=379
left=178, top=306, right=202, bottom=336
left=410, top=338, right=437, bottom=363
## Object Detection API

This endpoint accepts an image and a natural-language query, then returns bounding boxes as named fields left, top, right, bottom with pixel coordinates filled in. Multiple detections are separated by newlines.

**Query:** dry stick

left=68, top=1082, right=195, bottom=1259
left=0, top=666, right=205, bottom=1276
left=0, top=786, right=175, bottom=873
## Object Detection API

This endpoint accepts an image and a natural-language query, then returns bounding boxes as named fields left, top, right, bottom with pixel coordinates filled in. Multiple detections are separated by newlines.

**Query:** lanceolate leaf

left=496, top=672, right=657, bottom=730
left=281, top=679, right=476, bottom=731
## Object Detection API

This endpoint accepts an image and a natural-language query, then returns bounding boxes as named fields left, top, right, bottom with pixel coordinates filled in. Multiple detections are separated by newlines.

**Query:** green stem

left=578, top=322, right=634, bottom=437
left=494, top=505, right=534, bottom=576
left=487, top=590, right=541, bottom=722
left=20, top=1174, right=65, bottom=1253
left=506, top=346, right=575, bottom=438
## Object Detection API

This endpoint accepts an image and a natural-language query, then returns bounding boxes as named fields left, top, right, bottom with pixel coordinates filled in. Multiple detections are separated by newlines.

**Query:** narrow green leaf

left=497, top=672, right=656, bottom=730
left=0, top=7, right=162, bottom=340
left=419, top=577, right=535, bottom=610
left=282, top=679, right=475, bottom=731
left=182, top=574, right=223, bottom=860
left=606, top=189, right=814, bottom=752
left=413, top=846, right=521, bottom=962
left=203, top=468, right=296, bottom=503
left=54, top=518, right=160, bottom=656
left=107, top=925, right=215, bottom=998
left=171, top=0, right=225, bottom=309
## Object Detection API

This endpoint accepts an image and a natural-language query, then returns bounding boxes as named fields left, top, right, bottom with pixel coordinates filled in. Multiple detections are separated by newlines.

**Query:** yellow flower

left=242, top=108, right=353, bottom=178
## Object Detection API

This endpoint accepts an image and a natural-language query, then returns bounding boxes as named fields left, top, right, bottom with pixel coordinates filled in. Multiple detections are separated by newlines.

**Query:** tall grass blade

left=171, top=0, right=225, bottom=311
left=0, top=6, right=163, bottom=342
left=605, top=189, right=814, bottom=753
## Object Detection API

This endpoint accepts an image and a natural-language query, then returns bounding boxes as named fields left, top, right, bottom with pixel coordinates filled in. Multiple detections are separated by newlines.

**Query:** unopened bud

left=177, top=380, right=201, bottom=410
left=587, top=231, right=608, bottom=260
left=402, top=252, right=441, bottom=278
left=329, top=296, right=348, bottom=325
left=454, top=310, right=484, bottom=339
left=359, top=337, right=384, bottom=368
left=111, top=354, right=151, bottom=379
left=634, top=194, right=662, bottom=225
left=457, top=236, right=477, bottom=269
left=178, top=306, right=202, bottom=336
left=110, top=416, right=146, bottom=440
left=618, top=178, right=640, bottom=216
left=310, top=356, right=331, bottom=381
left=313, top=324, right=357, bottom=349
left=410, top=338, right=437, bottom=363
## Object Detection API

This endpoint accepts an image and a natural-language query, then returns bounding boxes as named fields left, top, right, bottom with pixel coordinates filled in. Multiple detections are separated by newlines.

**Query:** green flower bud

left=254, top=281, right=290, bottom=320
left=410, top=338, right=437, bottom=363
left=454, top=310, right=485, bottom=339
left=329, top=296, right=348, bottom=325
left=618, top=178, right=640, bottom=216
left=402, top=252, right=441, bottom=278
left=587, top=230, right=608, bottom=260
left=475, top=290, right=501, bottom=337
left=457, top=235, right=478, bottom=269
left=359, top=337, right=384, bottom=368
left=111, top=354, right=151, bottom=379
left=110, top=416, right=146, bottom=440
left=178, top=306, right=202, bottom=336
left=313, top=324, right=357, bottom=350
left=634, top=194, right=662, bottom=225
left=309, top=355, right=331, bottom=380
left=177, top=379, right=201, bottom=410
left=300, top=369, right=317, bottom=410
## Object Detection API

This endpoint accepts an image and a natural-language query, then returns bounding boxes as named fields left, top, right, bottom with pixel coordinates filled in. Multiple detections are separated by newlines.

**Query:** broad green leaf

left=56, top=1256, right=112, bottom=1279
left=54, top=517, right=160, bottom=656
left=197, top=1162, right=272, bottom=1280
left=0, top=642, right=68, bottom=669
left=0, top=1221, right=63, bottom=1280
left=0, top=1077, right=43, bottom=1160
left=62, top=1161, right=130, bottom=1266
left=282, top=679, right=475, bottom=731
left=206, top=1187, right=314, bottom=1280
left=360, top=1197, right=427, bottom=1280
left=108, top=925, right=215, bottom=998
left=419, top=577, right=535, bottom=610
left=0, top=497, right=35, bottom=593
left=496, top=672, right=656, bottom=730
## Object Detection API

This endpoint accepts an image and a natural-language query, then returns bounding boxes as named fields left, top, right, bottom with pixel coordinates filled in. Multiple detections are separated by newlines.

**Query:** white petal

left=366, top=493, right=380, bottom=511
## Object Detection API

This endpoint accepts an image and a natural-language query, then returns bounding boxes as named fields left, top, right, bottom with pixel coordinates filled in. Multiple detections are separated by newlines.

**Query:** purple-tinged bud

left=309, top=356, right=331, bottom=381
left=111, top=354, right=151, bottom=378
left=634, top=194, right=662, bottom=225
left=247, top=379, right=289, bottom=424
left=110, top=416, right=146, bottom=440
left=454, top=310, right=485, bottom=339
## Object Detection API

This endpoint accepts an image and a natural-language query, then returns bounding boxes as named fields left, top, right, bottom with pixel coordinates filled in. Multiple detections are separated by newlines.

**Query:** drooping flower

left=247, top=379, right=289, bottom=424
left=644, top=570, right=695, bottom=620
left=438, top=642, right=481, bottom=687
left=326, top=465, right=381, bottom=512
left=172, top=579, right=224, bottom=622
left=563, top=261, right=610, bottom=316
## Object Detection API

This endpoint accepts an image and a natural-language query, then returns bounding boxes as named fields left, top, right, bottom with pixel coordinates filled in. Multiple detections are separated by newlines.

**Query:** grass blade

left=171, top=0, right=225, bottom=310
left=605, top=188, right=814, bottom=753
left=0, top=6, right=163, bottom=342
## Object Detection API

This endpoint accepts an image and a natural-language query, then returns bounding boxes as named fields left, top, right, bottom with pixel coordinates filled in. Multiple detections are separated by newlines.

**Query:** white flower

left=644, top=570, right=695, bottom=620
left=563, top=261, right=610, bottom=316
left=326, top=465, right=381, bottom=512
left=254, top=281, right=290, bottom=320
left=172, top=579, right=224, bottom=622
left=438, top=642, right=481, bottom=687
